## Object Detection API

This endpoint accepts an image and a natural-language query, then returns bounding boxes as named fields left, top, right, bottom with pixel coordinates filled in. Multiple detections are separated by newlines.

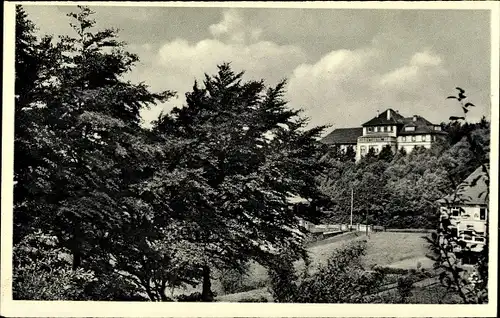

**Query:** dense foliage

left=268, top=241, right=386, bottom=303
left=319, top=119, right=490, bottom=229
left=425, top=89, right=490, bottom=304
left=13, top=5, right=329, bottom=301
left=12, top=5, right=490, bottom=304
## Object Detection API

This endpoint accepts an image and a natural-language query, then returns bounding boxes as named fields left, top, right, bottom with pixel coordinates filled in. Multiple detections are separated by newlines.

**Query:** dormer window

left=434, top=126, right=442, bottom=131
left=405, top=126, right=415, bottom=132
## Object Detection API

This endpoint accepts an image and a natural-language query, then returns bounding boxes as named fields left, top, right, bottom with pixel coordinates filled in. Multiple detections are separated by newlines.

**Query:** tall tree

left=13, top=5, right=175, bottom=300
left=150, top=64, right=330, bottom=300
left=14, top=5, right=63, bottom=243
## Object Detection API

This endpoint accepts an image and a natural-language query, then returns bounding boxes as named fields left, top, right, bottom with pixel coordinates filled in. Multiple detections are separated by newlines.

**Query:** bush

left=372, top=266, right=409, bottom=275
left=268, top=241, right=386, bottom=303
left=267, top=253, right=299, bottom=302
left=397, top=274, right=415, bottom=303
left=13, top=231, right=97, bottom=300
left=218, top=266, right=248, bottom=295
left=176, top=292, right=203, bottom=302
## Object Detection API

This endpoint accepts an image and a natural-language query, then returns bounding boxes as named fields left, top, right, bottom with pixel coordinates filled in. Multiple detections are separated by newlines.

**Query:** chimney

left=387, top=109, right=391, bottom=120
left=413, top=115, right=417, bottom=121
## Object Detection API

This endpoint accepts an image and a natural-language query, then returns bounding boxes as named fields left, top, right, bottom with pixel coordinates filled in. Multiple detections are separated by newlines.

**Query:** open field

left=307, top=231, right=432, bottom=269
left=216, top=231, right=433, bottom=302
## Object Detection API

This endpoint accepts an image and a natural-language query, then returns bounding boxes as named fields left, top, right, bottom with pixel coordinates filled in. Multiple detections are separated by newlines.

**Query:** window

left=462, top=234, right=473, bottom=241
left=402, top=136, right=406, bottom=142
left=405, top=126, right=415, bottom=132
left=360, top=146, right=366, bottom=155
left=368, top=127, right=373, bottom=132
left=433, top=135, right=436, bottom=141
left=390, top=126, right=393, bottom=132
left=434, top=126, right=442, bottom=131
left=451, top=207, right=460, bottom=217
left=480, top=208, right=487, bottom=220
left=383, top=126, right=388, bottom=132
left=422, top=135, right=426, bottom=141
left=411, top=136, right=416, bottom=142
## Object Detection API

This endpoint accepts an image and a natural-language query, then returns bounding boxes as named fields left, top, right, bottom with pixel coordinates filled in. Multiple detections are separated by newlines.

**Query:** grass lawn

left=214, top=231, right=434, bottom=302
left=307, top=231, right=432, bottom=269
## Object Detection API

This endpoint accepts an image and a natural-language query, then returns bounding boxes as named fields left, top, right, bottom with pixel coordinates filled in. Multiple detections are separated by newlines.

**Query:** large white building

left=322, top=108, right=447, bottom=161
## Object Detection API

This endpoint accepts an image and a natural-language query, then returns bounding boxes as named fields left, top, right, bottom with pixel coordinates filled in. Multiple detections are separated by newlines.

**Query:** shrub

left=218, top=265, right=248, bottom=295
left=267, top=253, right=299, bottom=302
left=268, top=241, right=386, bottom=303
left=372, top=266, right=409, bottom=275
left=13, top=231, right=97, bottom=300
left=176, top=292, right=203, bottom=302
left=397, top=274, right=415, bottom=303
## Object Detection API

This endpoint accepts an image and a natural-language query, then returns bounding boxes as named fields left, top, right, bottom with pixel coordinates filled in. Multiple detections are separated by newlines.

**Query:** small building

left=321, top=127, right=362, bottom=152
left=437, top=165, right=489, bottom=256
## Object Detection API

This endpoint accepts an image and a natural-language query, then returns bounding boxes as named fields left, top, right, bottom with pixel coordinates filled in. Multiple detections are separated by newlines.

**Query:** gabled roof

left=362, top=109, right=406, bottom=126
left=438, top=165, right=490, bottom=206
left=321, top=127, right=363, bottom=145
left=399, top=115, right=447, bottom=136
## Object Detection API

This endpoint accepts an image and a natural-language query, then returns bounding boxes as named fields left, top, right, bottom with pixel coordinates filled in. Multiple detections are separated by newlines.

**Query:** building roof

left=438, top=165, right=490, bottom=206
left=362, top=109, right=406, bottom=126
left=321, top=127, right=363, bottom=145
left=399, top=115, right=447, bottom=136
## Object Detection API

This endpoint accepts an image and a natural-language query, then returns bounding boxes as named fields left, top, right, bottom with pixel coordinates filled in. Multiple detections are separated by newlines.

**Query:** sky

left=22, top=4, right=492, bottom=133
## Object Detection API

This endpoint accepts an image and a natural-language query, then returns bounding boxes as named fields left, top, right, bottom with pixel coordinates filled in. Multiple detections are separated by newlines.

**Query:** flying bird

left=464, top=102, right=475, bottom=108
left=447, top=96, right=457, bottom=99
left=449, top=116, right=465, bottom=121
left=455, top=87, right=467, bottom=101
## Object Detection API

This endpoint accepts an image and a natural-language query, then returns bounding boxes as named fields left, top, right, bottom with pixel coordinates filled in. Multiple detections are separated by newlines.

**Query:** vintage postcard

left=1, top=1, right=498, bottom=317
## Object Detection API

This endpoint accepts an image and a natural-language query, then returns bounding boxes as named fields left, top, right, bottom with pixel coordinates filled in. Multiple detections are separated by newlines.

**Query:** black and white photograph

left=1, top=1, right=498, bottom=317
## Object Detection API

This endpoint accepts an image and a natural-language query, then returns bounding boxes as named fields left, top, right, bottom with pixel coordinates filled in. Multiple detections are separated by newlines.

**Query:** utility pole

left=366, top=209, right=369, bottom=237
left=350, top=188, right=354, bottom=230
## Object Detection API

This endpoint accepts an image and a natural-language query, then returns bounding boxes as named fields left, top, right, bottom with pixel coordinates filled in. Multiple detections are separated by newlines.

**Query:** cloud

left=286, top=48, right=451, bottom=130
left=139, top=9, right=307, bottom=126
left=379, top=50, right=446, bottom=88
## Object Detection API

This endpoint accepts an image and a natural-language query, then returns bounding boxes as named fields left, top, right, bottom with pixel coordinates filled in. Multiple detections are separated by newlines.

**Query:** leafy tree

left=378, top=145, right=394, bottom=162
left=14, top=5, right=64, bottom=244
left=13, top=5, right=175, bottom=300
left=427, top=87, right=489, bottom=304
left=150, top=63, right=330, bottom=301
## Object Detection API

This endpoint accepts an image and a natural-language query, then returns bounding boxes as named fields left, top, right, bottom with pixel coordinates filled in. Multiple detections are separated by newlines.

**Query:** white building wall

left=356, top=140, right=397, bottom=161
left=440, top=205, right=487, bottom=235
left=396, top=134, right=432, bottom=152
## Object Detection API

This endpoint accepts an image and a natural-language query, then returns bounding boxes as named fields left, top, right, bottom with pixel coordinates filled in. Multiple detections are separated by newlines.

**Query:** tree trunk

left=71, top=226, right=82, bottom=270
left=201, top=265, right=213, bottom=302
left=72, top=249, right=81, bottom=270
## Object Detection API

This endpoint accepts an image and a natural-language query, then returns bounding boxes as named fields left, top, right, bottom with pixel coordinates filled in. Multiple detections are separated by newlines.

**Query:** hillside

left=216, top=231, right=432, bottom=302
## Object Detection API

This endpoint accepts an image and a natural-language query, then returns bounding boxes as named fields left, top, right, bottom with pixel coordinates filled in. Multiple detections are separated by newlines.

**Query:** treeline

left=13, top=6, right=330, bottom=301
left=319, top=118, right=490, bottom=229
